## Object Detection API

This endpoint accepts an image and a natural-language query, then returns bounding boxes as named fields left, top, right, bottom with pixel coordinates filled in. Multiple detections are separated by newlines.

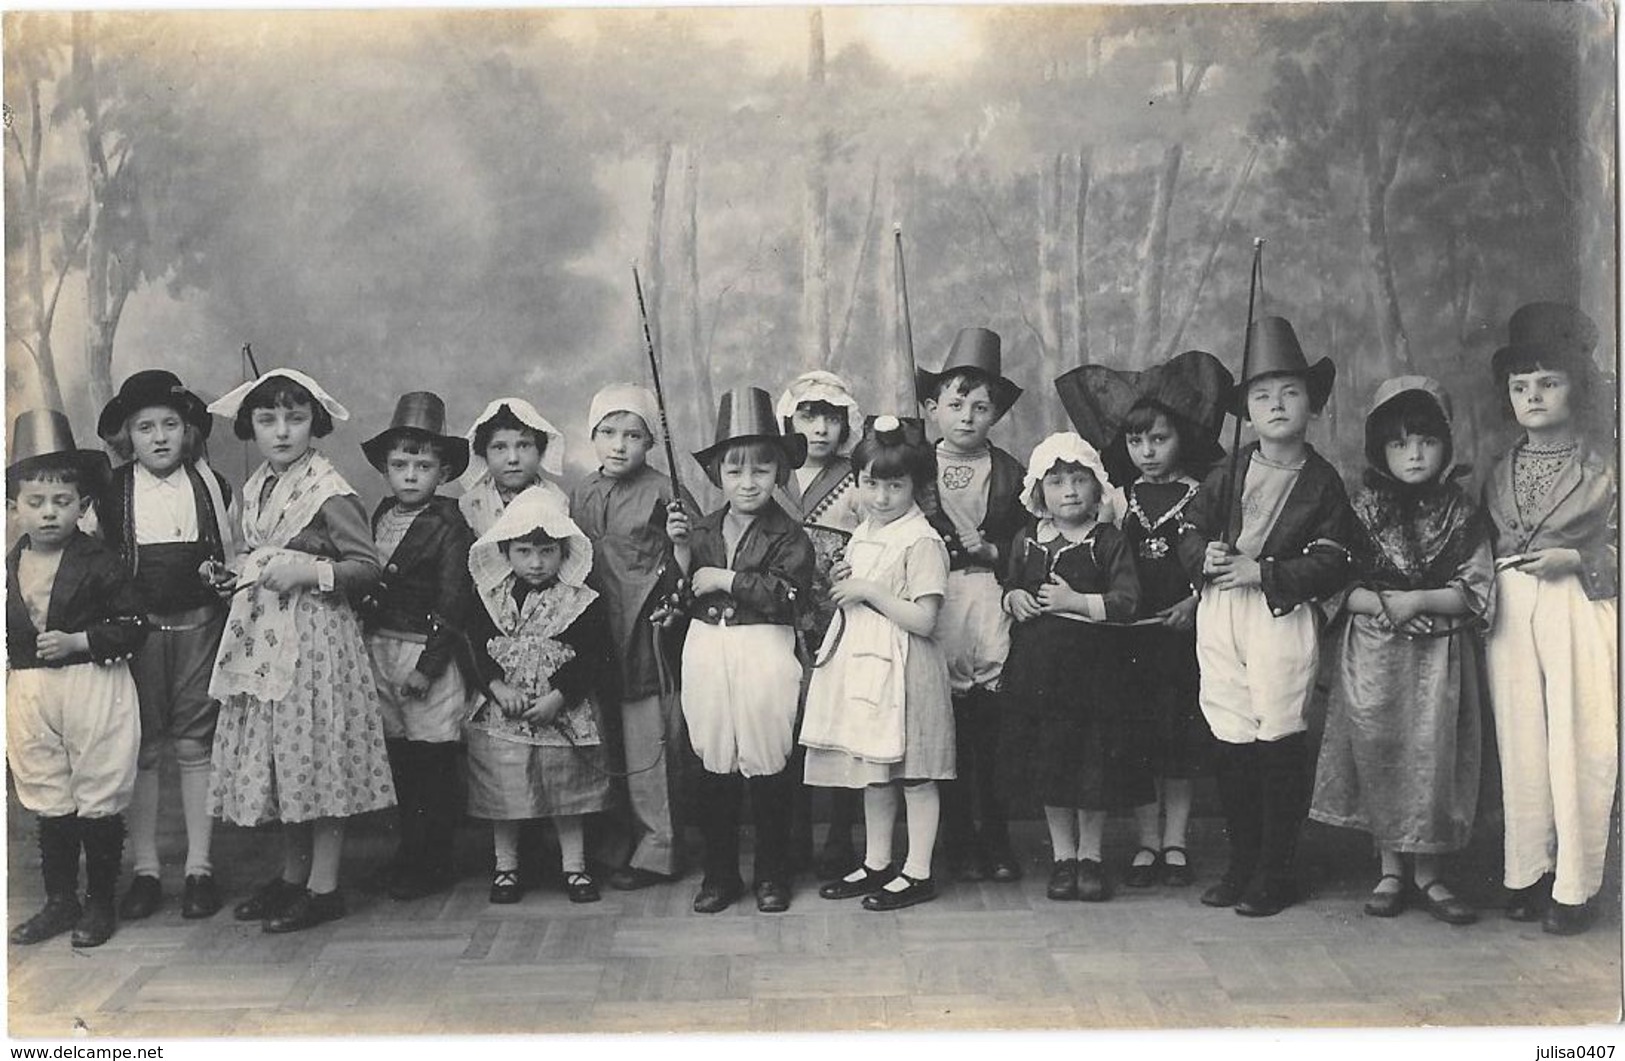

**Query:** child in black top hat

left=97, top=371, right=236, bottom=923
left=1056, top=349, right=1233, bottom=891
left=1180, top=317, right=1355, bottom=918
left=1480, top=302, right=1618, bottom=935
left=359, top=392, right=477, bottom=901
left=7, top=410, right=146, bottom=949
left=666, top=386, right=816, bottom=915
left=918, top=326, right=1028, bottom=883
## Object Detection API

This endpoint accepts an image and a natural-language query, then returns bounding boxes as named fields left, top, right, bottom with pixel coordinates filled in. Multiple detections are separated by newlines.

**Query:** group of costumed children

left=5, top=299, right=1616, bottom=948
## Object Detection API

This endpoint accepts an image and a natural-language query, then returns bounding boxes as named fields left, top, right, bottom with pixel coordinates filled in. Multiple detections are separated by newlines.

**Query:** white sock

left=492, top=821, right=521, bottom=872
left=307, top=819, right=345, bottom=895
left=555, top=815, right=586, bottom=874
left=128, top=768, right=162, bottom=878
left=177, top=757, right=216, bottom=876
left=900, top=782, right=940, bottom=881
left=1077, top=811, right=1106, bottom=862
left=1045, top=806, right=1080, bottom=861
left=862, top=785, right=899, bottom=872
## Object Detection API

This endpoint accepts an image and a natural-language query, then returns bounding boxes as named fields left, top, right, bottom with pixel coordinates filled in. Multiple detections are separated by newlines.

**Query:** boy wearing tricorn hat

left=1179, top=317, right=1355, bottom=918
left=1481, top=302, right=1618, bottom=936
left=98, top=370, right=236, bottom=922
left=359, top=392, right=477, bottom=901
left=918, top=326, right=1028, bottom=883
left=7, top=410, right=146, bottom=948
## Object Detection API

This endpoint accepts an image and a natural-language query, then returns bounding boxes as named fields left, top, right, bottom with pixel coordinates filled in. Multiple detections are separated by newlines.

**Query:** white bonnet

left=206, top=368, right=349, bottom=422
left=589, top=383, right=662, bottom=442
left=1021, top=431, right=1125, bottom=524
left=461, top=397, right=566, bottom=484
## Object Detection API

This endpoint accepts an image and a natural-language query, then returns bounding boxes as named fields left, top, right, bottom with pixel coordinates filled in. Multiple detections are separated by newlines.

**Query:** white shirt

left=132, top=463, right=199, bottom=545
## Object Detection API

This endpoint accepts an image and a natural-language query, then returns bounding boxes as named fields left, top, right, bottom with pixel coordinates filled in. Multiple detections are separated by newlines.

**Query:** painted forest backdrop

left=4, top=4, right=1615, bottom=508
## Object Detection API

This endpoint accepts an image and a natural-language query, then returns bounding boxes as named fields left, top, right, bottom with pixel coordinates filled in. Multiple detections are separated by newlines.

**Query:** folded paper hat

left=692, top=386, right=807, bottom=487
left=362, top=391, right=470, bottom=481
left=915, top=327, right=1022, bottom=416
left=98, top=370, right=213, bottom=441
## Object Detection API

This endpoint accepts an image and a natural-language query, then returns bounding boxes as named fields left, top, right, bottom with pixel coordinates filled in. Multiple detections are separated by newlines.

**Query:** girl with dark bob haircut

left=850, top=430, right=937, bottom=491
left=232, top=377, right=336, bottom=440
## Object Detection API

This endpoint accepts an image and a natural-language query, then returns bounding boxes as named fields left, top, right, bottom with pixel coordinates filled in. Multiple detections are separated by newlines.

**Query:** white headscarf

left=468, top=484, right=594, bottom=615
left=206, top=368, right=350, bottom=422
left=460, top=397, right=566, bottom=488
left=1021, top=432, right=1125, bottom=525
left=776, top=370, right=863, bottom=456
left=588, top=383, right=662, bottom=442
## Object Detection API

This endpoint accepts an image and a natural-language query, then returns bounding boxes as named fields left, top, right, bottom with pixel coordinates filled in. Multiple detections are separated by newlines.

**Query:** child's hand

left=955, top=527, right=996, bottom=564
left=1377, top=590, right=1426, bottom=626
left=1208, top=552, right=1261, bottom=590
left=829, top=557, right=853, bottom=582
left=260, top=556, right=318, bottom=593
left=400, top=670, right=432, bottom=699
left=35, top=630, right=89, bottom=661
left=1516, top=548, right=1582, bottom=580
left=1202, top=540, right=1234, bottom=577
left=1004, top=589, right=1043, bottom=622
left=491, top=680, right=527, bottom=718
left=1036, top=575, right=1085, bottom=614
left=665, top=504, right=692, bottom=545
left=689, top=567, right=734, bottom=596
left=521, top=690, right=565, bottom=727
left=1155, top=594, right=1198, bottom=631
left=829, top=578, right=879, bottom=608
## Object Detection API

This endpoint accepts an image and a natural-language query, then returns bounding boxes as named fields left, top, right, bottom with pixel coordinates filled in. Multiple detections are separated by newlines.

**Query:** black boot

left=374, top=739, right=418, bottom=894
left=10, top=815, right=82, bottom=945
left=1235, top=734, right=1309, bottom=918
left=748, top=770, right=796, bottom=912
left=1202, top=742, right=1263, bottom=908
left=942, top=692, right=986, bottom=880
left=693, top=771, right=744, bottom=913
left=394, top=742, right=460, bottom=900
left=74, top=814, right=125, bottom=948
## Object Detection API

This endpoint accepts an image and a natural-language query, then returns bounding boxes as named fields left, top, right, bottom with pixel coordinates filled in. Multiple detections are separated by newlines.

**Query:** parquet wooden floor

left=8, top=774, right=1620, bottom=1036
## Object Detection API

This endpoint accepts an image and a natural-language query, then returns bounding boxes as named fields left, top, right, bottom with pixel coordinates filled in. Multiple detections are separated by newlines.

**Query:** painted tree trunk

left=1073, top=144, right=1092, bottom=366
left=1130, top=141, right=1183, bottom=368
left=801, top=8, right=831, bottom=370
left=677, top=144, right=713, bottom=444
left=642, top=139, right=672, bottom=354
left=1161, top=144, right=1258, bottom=361
left=1038, top=152, right=1065, bottom=366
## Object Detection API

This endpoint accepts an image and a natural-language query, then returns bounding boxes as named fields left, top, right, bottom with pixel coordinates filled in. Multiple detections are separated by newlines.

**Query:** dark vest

left=106, top=462, right=231, bottom=614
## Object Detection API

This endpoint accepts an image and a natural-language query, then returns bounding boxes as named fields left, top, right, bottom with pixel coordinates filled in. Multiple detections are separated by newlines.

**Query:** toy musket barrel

left=632, top=263, right=685, bottom=496
left=1222, top=238, right=1266, bottom=548
left=893, top=224, right=919, bottom=411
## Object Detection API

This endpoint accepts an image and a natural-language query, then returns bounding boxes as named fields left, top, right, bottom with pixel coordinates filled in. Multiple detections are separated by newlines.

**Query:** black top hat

left=97, top=370, right=212, bottom=442
left=1231, top=316, right=1335, bottom=415
left=692, top=386, right=808, bottom=487
left=8, top=409, right=113, bottom=493
left=1056, top=349, right=1233, bottom=489
left=361, top=391, right=471, bottom=481
left=915, top=327, right=1023, bottom=416
left=1491, top=302, right=1599, bottom=380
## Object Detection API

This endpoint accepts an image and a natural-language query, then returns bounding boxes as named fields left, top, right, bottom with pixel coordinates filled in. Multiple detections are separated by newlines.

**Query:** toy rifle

left=1220, top=238, right=1266, bottom=548
left=632, top=264, right=685, bottom=497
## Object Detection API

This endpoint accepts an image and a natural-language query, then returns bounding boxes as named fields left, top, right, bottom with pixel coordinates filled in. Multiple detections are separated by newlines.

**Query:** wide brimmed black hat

left=97, top=370, right=212, bottom=441
left=1491, top=302, right=1599, bottom=380
left=1055, top=349, right=1233, bottom=489
left=1231, top=316, right=1335, bottom=415
left=692, top=386, right=808, bottom=487
left=8, top=409, right=112, bottom=494
left=915, top=327, right=1022, bottom=416
left=362, top=391, right=470, bottom=480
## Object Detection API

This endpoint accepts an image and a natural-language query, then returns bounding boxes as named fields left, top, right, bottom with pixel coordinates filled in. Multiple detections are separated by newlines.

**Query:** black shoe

left=71, top=897, right=116, bottom=948
left=119, top=874, right=163, bottom=920
left=1235, top=880, right=1295, bottom=918
left=1363, top=874, right=1408, bottom=918
left=1201, top=878, right=1247, bottom=908
left=233, top=877, right=302, bottom=922
left=755, top=880, right=791, bottom=913
left=1124, top=848, right=1161, bottom=889
left=10, top=896, right=81, bottom=945
left=692, top=877, right=744, bottom=914
left=862, top=873, right=936, bottom=911
left=181, top=874, right=222, bottom=920
left=263, top=889, right=346, bottom=934
left=1046, top=859, right=1078, bottom=902
left=608, top=866, right=675, bottom=891
left=1542, top=899, right=1593, bottom=936
left=564, top=871, right=602, bottom=905
left=987, top=851, right=1022, bottom=883
left=819, top=863, right=897, bottom=900
left=1160, top=847, right=1195, bottom=888
left=1075, top=859, right=1110, bottom=902
left=388, top=867, right=453, bottom=902
left=1506, top=875, right=1553, bottom=922
left=488, top=870, right=523, bottom=905
left=1414, top=880, right=1477, bottom=926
